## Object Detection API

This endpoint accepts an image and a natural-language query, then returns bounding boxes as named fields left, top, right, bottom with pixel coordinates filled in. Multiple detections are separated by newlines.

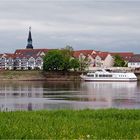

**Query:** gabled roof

left=14, top=49, right=50, bottom=59
left=73, top=51, right=82, bottom=58
left=90, top=54, right=97, bottom=59
left=111, top=52, right=134, bottom=61
left=73, top=50, right=96, bottom=58
left=129, top=54, right=140, bottom=62
left=73, top=50, right=111, bottom=60
left=1, top=53, right=15, bottom=59
left=15, top=49, right=49, bottom=54
left=96, top=52, right=110, bottom=60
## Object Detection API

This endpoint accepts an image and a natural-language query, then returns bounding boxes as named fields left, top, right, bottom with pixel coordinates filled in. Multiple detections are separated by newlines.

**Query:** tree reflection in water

left=0, top=81, right=139, bottom=111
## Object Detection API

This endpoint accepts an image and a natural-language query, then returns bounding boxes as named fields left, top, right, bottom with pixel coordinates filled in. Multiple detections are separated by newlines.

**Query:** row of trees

left=43, top=46, right=127, bottom=72
left=43, top=46, right=89, bottom=72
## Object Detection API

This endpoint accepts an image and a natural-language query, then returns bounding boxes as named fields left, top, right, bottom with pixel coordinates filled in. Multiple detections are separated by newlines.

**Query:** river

left=0, top=81, right=140, bottom=111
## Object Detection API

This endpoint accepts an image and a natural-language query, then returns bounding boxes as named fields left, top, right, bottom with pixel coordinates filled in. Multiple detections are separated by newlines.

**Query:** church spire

left=26, top=27, right=33, bottom=49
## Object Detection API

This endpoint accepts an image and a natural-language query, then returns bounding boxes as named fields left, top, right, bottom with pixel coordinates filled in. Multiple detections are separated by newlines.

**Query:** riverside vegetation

left=0, top=70, right=81, bottom=81
left=0, top=70, right=45, bottom=80
left=0, top=109, right=140, bottom=139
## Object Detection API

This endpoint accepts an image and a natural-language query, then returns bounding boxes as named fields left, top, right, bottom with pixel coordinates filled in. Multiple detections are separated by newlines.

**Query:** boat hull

left=82, top=79, right=137, bottom=82
left=80, top=76, right=137, bottom=82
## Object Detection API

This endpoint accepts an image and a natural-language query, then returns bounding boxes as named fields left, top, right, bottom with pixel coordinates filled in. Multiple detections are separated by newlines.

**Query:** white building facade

left=128, top=54, right=140, bottom=68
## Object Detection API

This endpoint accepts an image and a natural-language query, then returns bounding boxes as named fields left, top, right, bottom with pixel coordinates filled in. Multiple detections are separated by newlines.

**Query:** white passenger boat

left=80, top=69, right=137, bottom=82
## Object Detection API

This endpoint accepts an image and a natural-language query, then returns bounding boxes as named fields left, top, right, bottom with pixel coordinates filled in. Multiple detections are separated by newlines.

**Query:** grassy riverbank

left=0, top=70, right=45, bottom=80
left=0, top=70, right=81, bottom=81
left=0, top=109, right=140, bottom=139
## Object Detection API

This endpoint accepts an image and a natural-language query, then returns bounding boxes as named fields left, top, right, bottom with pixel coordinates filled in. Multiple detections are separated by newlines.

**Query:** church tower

left=26, top=27, right=33, bottom=49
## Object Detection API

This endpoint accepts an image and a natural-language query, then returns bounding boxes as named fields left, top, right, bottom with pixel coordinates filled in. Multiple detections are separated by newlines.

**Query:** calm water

left=0, top=81, right=140, bottom=111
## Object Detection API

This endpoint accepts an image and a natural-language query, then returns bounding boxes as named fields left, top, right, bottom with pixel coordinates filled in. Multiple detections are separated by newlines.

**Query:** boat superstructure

left=80, top=69, right=137, bottom=82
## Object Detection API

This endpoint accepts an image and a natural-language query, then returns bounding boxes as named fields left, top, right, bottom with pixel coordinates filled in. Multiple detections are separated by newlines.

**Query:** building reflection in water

left=80, top=82, right=139, bottom=108
left=0, top=81, right=44, bottom=111
left=0, top=81, right=140, bottom=111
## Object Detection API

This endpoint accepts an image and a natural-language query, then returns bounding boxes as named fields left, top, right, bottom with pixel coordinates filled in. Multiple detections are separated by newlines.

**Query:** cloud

left=0, top=0, right=140, bottom=53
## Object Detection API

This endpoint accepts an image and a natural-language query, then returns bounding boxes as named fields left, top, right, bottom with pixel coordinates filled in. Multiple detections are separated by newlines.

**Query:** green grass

left=0, top=109, right=140, bottom=139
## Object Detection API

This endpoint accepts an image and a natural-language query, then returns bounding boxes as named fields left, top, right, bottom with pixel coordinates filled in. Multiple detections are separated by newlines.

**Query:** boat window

left=99, top=75, right=102, bottom=77
left=98, top=74, right=112, bottom=77
left=87, top=74, right=94, bottom=77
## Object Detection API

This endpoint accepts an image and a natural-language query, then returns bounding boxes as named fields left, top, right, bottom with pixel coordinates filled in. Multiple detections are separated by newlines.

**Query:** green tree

left=61, top=46, right=74, bottom=71
left=43, top=50, right=64, bottom=71
left=43, top=46, right=80, bottom=72
left=70, top=58, right=80, bottom=71
left=113, top=55, right=126, bottom=67
left=61, top=56, right=71, bottom=71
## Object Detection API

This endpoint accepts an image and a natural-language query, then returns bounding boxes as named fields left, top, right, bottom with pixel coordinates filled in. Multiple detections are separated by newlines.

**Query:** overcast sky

left=0, top=0, right=140, bottom=53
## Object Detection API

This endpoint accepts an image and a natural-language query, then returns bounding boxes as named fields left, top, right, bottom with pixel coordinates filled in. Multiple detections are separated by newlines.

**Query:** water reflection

left=0, top=81, right=140, bottom=111
left=81, top=82, right=139, bottom=108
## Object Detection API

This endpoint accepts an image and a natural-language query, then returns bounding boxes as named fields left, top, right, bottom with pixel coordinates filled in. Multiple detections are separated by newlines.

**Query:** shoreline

left=0, top=70, right=81, bottom=81
left=0, top=70, right=140, bottom=81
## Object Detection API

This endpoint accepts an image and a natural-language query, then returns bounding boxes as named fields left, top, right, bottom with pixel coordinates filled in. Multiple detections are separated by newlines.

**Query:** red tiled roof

left=111, top=52, right=134, bottom=61
left=129, top=54, right=140, bottom=62
left=14, top=49, right=50, bottom=59
left=73, top=50, right=111, bottom=60
left=15, top=49, right=49, bottom=54
left=90, top=54, right=97, bottom=59
left=96, top=52, right=110, bottom=60
left=73, top=50, right=96, bottom=58
left=0, top=48, right=135, bottom=62
left=73, top=51, right=81, bottom=58
left=3, top=53, right=15, bottom=59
